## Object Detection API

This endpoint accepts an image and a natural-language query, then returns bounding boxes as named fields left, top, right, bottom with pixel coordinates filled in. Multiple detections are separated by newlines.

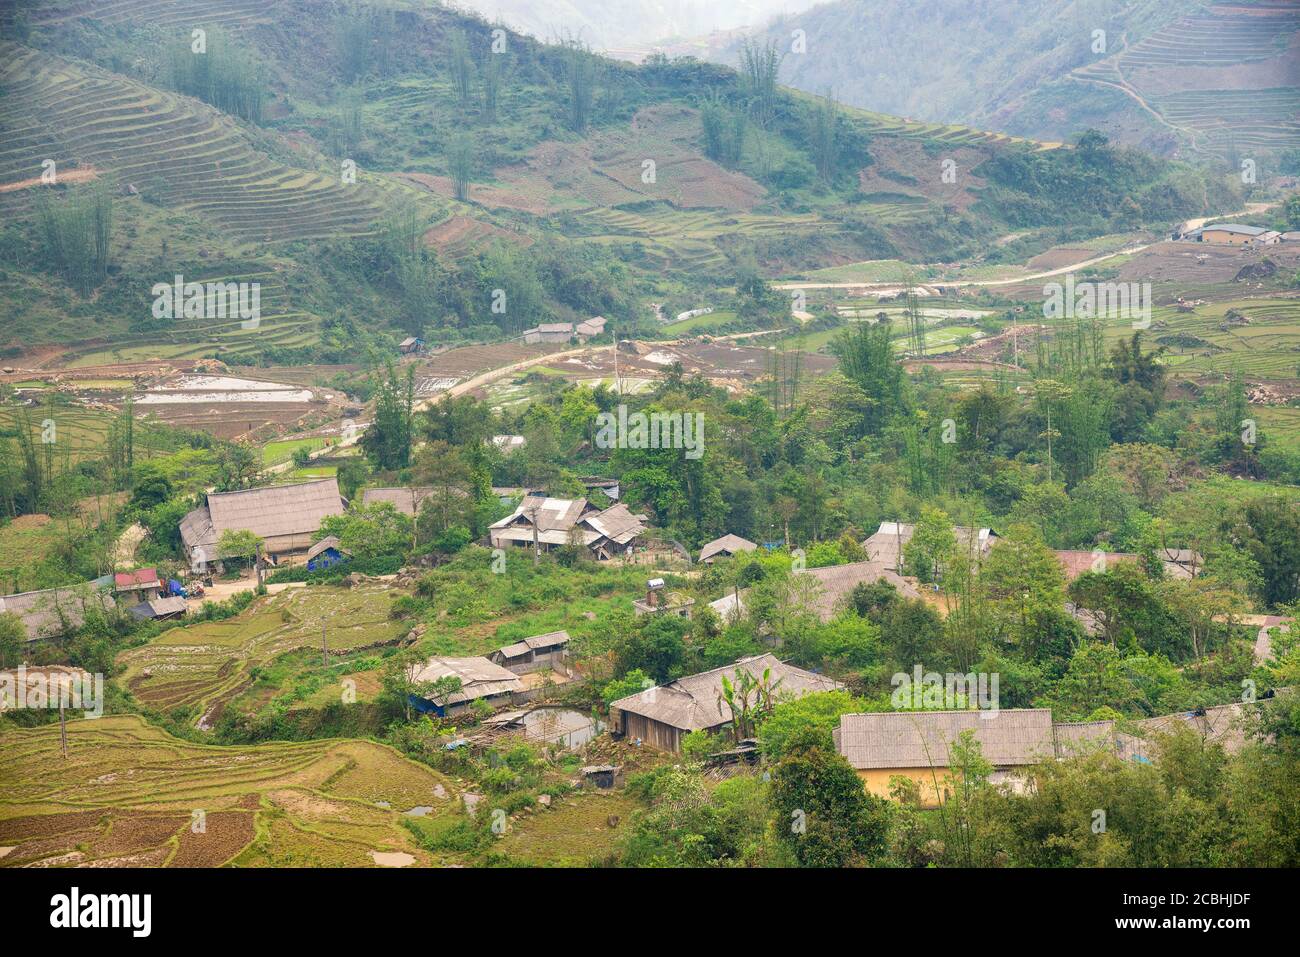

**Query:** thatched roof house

left=181, top=478, right=346, bottom=565
left=699, top=533, right=758, bottom=564
left=797, top=560, right=923, bottom=622
left=361, top=486, right=435, bottom=517
left=864, top=521, right=997, bottom=572
left=611, top=654, right=841, bottom=752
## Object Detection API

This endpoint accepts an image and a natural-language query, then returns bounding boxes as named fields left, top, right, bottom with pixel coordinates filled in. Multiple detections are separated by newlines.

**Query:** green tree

left=768, top=727, right=891, bottom=867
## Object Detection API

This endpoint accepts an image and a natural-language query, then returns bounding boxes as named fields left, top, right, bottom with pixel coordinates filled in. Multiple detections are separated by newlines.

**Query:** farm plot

left=116, top=585, right=407, bottom=728
left=132, top=372, right=336, bottom=440
left=0, top=715, right=455, bottom=868
left=417, top=342, right=559, bottom=380
left=0, top=44, right=380, bottom=242
left=569, top=204, right=829, bottom=274
left=1098, top=297, right=1300, bottom=380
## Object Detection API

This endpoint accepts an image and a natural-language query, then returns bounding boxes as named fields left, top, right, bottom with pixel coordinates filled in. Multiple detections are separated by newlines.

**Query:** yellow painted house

left=1190, top=223, right=1268, bottom=245
left=834, top=709, right=1115, bottom=807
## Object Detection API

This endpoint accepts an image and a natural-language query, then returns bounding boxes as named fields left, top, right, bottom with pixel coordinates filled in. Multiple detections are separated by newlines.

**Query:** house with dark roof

left=835, top=708, right=1115, bottom=805
left=698, top=534, right=758, bottom=564
left=180, top=478, right=346, bottom=567
left=610, top=654, right=841, bottom=752
left=490, top=630, right=570, bottom=674
left=127, top=596, right=188, bottom=622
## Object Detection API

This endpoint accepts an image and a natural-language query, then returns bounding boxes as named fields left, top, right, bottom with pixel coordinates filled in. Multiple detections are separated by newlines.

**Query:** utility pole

left=59, top=698, right=68, bottom=758
left=612, top=328, right=619, bottom=397
left=322, top=625, right=328, bottom=667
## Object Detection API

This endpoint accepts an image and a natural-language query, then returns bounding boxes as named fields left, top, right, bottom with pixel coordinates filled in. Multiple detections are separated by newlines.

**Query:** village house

left=835, top=708, right=1115, bottom=806
left=0, top=582, right=116, bottom=643
left=1053, top=549, right=1140, bottom=581
left=408, top=656, right=523, bottom=717
left=610, top=654, right=842, bottom=752
left=490, top=630, right=570, bottom=674
left=863, top=521, right=998, bottom=573
left=575, top=316, right=607, bottom=340
left=522, top=322, right=574, bottom=344
left=1185, top=223, right=1271, bottom=245
left=180, top=478, right=347, bottom=568
left=127, top=596, right=187, bottom=622
left=491, top=434, right=527, bottom=454
left=113, top=568, right=162, bottom=604
left=1159, top=547, right=1203, bottom=580
left=305, top=536, right=350, bottom=572
left=698, top=533, right=758, bottom=564
left=708, top=587, right=748, bottom=624
left=488, top=495, right=648, bottom=560
left=398, top=336, right=425, bottom=355
left=797, top=560, right=924, bottom=622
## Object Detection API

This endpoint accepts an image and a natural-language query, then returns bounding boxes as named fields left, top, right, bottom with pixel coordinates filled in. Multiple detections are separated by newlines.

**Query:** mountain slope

left=703, top=0, right=1300, bottom=159
left=0, top=0, right=1237, bottom=364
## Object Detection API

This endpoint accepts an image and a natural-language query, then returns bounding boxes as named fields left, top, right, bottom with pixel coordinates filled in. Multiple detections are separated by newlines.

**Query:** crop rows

left=0, top=44, right=381, bottom=242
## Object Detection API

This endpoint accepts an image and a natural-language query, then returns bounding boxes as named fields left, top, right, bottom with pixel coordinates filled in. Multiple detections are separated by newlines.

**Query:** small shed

left=579, top=765, right=620, bottom=789
left=490, top=630, right=571, bottom=674
left=306, top=536, right=350, bottom=571
left=127, top=596, right=188, bottom=622
left=399, top=336, right=425, bottom=355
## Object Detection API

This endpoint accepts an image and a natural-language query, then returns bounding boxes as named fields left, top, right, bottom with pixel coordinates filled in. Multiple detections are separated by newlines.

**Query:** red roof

left=114, top=568, right=159, bottom=588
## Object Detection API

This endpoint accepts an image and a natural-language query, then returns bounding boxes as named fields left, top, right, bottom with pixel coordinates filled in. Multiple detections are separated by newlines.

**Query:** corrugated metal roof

left=837, top=709, right=1057, bottom=769
left=306, top=536, right=347, bottom=562
left=410, top=656, right=522, bottom=706
left=0, top=584, right=115, bottom=641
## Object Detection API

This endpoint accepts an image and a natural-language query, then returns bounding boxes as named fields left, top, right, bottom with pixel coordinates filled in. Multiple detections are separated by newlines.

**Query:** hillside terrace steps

left=0, top=42, right=382, bottom=242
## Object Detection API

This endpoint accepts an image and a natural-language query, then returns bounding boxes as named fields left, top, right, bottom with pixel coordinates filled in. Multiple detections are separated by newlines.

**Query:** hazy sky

left=455, top=0, right=825, bottom=51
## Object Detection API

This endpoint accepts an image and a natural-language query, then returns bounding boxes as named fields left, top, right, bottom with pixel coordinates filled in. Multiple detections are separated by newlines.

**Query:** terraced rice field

left=571, top=205, right=828, bottom=273
left=1071, top=3, right=1300, bottom=156
left=22, top=0, right=283, bottom=28
left=1097, top=297, right=1300, bottom=380
left=0, top=44, right=381, bottom=242
left=0, top=715, right=456, bottom=867
left=52, top=267, right=325, bottom=363
left=1152, top=88, right=1300, bottom=153
left=117, top=585, right=407, bottom=727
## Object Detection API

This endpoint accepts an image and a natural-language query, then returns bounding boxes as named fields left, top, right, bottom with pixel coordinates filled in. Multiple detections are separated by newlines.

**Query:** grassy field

left=262, top=436, right=327, bottom=466
left=662, top=309, right=739, bottom=334
left=117, top=585, right=407, bottom=727
left=492, top=791, right=639, bottom=866
left=0, top=715, right=456, bottom=867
